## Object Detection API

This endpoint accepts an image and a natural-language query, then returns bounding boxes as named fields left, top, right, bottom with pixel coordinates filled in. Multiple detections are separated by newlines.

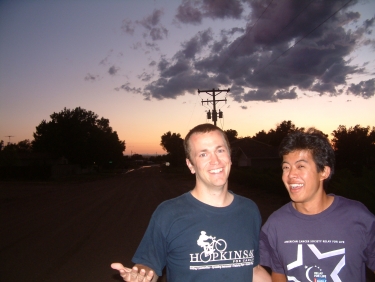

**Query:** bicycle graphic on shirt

left=197, top=231, right=227, bottom=263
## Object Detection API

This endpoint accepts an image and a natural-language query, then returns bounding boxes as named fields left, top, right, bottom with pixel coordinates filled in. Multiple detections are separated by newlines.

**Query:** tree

left=224, top=129, right=238, bottom=143
left=131, top=154, right=143, bottom=160
left=0, top=140, right=31, bottom=169
left=160, top=131, right=185, bottom=165
left=15, top=139, right=33, bottom=152
left=331, top=125, right=375, bottom=171
left=32, top=107, right=125, bottom=166
left=252, top=130, right=271, bottom=145
left=252, top=120, right=305, bottom=147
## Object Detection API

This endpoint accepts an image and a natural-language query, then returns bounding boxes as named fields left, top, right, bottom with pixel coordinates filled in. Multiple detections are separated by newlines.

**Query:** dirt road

left=0, top=166, right=284, bottom=281
left=2, top=166, right=373, bottom=281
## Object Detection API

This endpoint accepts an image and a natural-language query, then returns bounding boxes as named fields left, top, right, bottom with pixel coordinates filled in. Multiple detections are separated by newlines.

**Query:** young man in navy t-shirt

left=112, top=124, right=271, bottom=282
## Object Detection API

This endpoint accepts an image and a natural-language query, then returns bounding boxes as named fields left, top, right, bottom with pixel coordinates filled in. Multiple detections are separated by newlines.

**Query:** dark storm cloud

left=108, top=65, right=120, bottom=76
left=114, top=82, right=142, bottom=94
left=175, top=0, right=244, bottom=24
left=140, top=9, right=163, bottom=28
left=157, top=56, right=170, bottom=73
left=149, top=27, right=168, bottom=40
left=138, top=9, right=168, bottom=41
left=178, top=29, right=213, bottom=59
left=363, top=38, right=375, bottom=49
left=138, top=72, right=153, bottom=82
left=84, top=73, right=100, bottom=82
left=145, top=41, right=160, bottom=52
left=175, top=1, right=203, bottom=24
left=243, top=88, right=277, bottom=102
left=131, top=42, right=142, bottom=50
left=160, top=59, right=190, bottom=78
left=121, top=19, right=135, bottom=35
left=140, top=0, right=375, bottom=101
left=122, top=9, right=168, bottom=43
left=202, top=0, right=244, bottom=19
left=276, top=87, right=298, bottom=99
left=347, top=78, right=375, bottom=98
left=363, top=17, right=375, bottom=29
left=144, top=69, right=219, bottom=100
left=99, top=49, right=113, bottom=66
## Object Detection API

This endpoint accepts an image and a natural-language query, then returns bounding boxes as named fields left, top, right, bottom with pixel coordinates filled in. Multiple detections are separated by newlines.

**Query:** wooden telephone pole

left=4, top=135, right=14, bottom=145
left=198, top=88, right=230, bottom=126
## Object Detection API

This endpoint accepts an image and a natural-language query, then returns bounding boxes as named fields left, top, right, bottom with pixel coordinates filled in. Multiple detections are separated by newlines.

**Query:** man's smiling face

left=282, top=150, right=329, bottom=208
left=186, top=130, right=231, bottom=190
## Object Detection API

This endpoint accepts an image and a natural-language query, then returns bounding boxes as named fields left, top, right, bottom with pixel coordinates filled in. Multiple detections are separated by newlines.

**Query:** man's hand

left=111, top=263, right=155, bottom=282
left=253, top=265, right=271, bottom=282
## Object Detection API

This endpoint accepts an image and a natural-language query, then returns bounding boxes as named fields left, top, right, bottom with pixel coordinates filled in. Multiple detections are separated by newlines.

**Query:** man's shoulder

left=264, top=202, right=292, bottom=223
left=233, top=193, right=259, bottom=208
left=271, top=201, right=291, bottom=214
left=334, top=195, right=374, bottom=217
left=157, top=192, right=189, bottom=207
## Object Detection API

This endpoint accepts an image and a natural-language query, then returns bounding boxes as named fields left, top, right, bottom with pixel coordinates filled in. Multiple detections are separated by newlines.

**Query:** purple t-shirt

left=260, top=195, right=375, bottom=281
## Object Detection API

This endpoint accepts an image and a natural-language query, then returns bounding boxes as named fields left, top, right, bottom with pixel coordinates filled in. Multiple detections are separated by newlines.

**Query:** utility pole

left=4, top=135, right=14, bottom=145
left=198, top=88, right=230, bottom=126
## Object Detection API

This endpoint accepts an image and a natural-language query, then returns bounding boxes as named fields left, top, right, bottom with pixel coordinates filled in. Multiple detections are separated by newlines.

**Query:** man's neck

left=191, top=184, right=233, bottom=207
left=293, top=193, right=334, bottom=215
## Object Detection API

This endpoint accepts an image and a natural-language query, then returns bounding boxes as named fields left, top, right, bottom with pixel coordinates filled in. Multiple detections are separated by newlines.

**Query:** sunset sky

left=1, top=0, right=374, bottom=155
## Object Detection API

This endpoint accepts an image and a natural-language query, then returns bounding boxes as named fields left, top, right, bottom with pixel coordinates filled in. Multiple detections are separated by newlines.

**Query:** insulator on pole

left=219, top=110, right=223, bottom=118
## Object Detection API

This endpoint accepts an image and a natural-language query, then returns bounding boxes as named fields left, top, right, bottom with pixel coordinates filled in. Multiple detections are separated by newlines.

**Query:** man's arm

left=111, top=263, right=159, bottom=282
left=252, top=265, right=271, bottom=282
left=271, top=272, right=287, bottom=282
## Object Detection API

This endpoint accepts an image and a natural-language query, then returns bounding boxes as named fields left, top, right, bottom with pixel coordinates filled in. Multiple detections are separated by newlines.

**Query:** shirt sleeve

left=132, top=211, right=167, bottom=277
left=259, top=221, right=285, bottom=274
left=365, top=210, right=375, bottom=271
left=253, top=208, right=262, bottom=267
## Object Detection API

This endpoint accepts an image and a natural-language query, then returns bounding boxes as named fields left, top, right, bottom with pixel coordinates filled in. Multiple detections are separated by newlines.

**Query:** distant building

left=230, top=138, right=280, bottom=168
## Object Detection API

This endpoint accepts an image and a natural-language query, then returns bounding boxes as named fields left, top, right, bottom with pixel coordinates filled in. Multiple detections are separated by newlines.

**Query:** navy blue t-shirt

left=132, top=191, right=261, bottom=281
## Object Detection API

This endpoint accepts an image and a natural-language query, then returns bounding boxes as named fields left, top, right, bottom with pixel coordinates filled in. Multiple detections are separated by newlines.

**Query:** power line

left=198, top=1, right=274, bottom=125
left=273, top=0, right=317, bottom=40
left=254, top=0, right=355, bottom=75
left=218, top=0, right=274, bottom=69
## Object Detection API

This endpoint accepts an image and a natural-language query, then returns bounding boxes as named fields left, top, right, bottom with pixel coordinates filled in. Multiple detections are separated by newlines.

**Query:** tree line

left=1, top=108, right=374, bottom=176
left=160, top=120, right=375, bottom=173
left=0, top=107, right=125, bottom=169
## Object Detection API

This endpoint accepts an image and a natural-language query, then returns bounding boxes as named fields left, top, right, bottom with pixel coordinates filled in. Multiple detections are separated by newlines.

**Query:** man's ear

left=320, top=166, right=331, bottom=181
left=186, top=158, right=195, bottom=174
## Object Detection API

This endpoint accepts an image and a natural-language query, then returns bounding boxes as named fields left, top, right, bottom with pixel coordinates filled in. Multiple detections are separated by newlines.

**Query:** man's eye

left=199, top=153, right=206, bottom=157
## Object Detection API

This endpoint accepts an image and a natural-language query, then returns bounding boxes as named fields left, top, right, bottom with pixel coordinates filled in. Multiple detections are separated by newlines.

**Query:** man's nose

left=210, top=153, right=219, bottom=164
left=288, top=166, right=297, bottom=178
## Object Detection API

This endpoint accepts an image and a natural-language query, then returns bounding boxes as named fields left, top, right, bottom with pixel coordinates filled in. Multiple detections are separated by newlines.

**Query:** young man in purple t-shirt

left=260, top=128, right=375, bottom=282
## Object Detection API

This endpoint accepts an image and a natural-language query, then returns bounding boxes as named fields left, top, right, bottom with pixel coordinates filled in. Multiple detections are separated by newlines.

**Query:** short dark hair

left=279, top=128, right=335, bottom=187
left=184, top=123, right=231, bottom=162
